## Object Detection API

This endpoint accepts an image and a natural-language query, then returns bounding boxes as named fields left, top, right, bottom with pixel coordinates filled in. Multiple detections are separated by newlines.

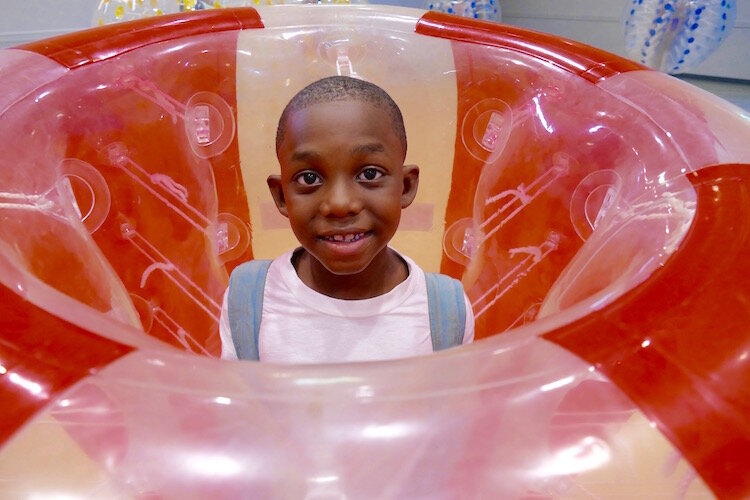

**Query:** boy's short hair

left=276, top=76, right=407, bottom=157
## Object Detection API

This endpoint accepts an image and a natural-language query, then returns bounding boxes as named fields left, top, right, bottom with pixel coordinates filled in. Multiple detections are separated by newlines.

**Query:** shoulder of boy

left=425, top=272, right=467, bottom=351
left=227, top=259, right=272, bottom=361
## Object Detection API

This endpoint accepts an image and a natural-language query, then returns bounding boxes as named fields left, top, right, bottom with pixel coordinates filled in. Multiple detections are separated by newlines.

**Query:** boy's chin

left=317, top=258, right=373, bottom=277
left=308, top=234, right=386, bottom=277
left=309, top=250, right=381, bottom=278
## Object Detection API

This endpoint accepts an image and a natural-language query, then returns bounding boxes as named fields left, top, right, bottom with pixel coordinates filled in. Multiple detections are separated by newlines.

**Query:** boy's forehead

left=286, top=99, right=383, bottom=126
left=281, top=100, right=404, bottom=152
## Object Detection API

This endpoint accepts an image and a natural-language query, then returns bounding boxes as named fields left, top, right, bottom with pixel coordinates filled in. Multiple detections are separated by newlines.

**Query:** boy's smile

left=268, top=98, right=419, bottom=299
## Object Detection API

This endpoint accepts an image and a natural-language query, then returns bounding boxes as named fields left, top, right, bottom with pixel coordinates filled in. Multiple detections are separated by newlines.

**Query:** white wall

left=0, top=0, right=93, bottom=47
left=502, top=0, right=750, bottom=81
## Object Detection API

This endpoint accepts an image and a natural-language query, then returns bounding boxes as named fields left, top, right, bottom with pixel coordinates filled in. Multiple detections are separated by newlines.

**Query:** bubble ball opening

left=0, top=5, right=749, bottom=498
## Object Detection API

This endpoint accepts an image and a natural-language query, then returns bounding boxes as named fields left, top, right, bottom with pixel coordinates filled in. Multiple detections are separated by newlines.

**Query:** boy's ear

left=267, top=175, right=288, bottom=217
left=401, top=164, right=420, bottom=208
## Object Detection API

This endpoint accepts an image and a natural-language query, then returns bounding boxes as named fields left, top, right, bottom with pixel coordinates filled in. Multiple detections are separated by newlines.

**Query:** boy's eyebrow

left=290, top=150, right=322, bottom=162
left=289, top=143, right=387, bottom=163
left=351, top=143, right=385, bottom=155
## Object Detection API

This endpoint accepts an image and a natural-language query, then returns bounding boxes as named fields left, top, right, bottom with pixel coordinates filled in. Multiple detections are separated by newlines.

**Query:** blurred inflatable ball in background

left=95, top=0, right=359, bottom=25
left=424, top=0, right=500, bottom=21
left=623, top=0, right=737, bottom=73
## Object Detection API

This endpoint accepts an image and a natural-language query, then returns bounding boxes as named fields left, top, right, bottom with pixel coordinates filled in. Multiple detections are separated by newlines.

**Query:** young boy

left=219, top=76, right=474, bottom=363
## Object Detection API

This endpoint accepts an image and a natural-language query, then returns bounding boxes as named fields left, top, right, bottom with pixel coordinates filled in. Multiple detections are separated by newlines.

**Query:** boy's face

left=268, top=99, right=418, bottom=276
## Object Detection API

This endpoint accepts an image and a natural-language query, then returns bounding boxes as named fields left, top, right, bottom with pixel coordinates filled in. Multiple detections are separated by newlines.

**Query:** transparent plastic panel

left=599, top=69, right=750, bottom=165
left=0, top=31, right=248, bottom=355
left=0, top=92, right=141, bottom=331
left=0, top=49, right=67, bottom=115
left=439, top=41, right=699, bottom=332
left=0, top=343, right=712, bottom=498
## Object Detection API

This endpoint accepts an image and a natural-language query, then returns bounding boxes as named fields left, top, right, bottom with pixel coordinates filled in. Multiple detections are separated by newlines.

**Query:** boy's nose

left=320, top=178, right=362, bottom=217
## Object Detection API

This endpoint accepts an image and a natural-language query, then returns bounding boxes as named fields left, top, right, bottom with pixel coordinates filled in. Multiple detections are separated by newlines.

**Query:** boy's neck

left=292, top=247, right=409, bottom=300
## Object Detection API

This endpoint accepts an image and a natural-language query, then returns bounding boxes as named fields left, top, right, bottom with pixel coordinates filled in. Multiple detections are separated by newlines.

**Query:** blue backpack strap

left=228, top=259, right=272, bottom=361
left=425, top=272, right=466, bottom=351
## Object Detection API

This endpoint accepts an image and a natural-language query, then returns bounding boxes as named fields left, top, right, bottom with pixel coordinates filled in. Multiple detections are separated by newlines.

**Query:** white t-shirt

left=219, top=249, right=474, bottom=363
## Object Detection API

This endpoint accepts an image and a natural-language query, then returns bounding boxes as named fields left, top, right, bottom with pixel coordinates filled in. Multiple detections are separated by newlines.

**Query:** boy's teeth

left=325, top=232, right=365, bottom=242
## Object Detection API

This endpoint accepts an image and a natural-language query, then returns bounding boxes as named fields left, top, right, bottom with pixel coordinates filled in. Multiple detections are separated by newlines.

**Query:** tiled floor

left=677, top=76, right=750, bottom=113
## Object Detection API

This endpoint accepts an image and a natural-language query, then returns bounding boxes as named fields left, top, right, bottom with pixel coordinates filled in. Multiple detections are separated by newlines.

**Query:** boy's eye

left=357, top=167, right=384, bottom=182
left=295, top=171, right=322, bottom=186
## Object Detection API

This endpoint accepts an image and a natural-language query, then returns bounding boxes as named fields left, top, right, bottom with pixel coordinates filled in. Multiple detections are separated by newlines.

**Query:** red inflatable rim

left=17, top=8, right=264, bottom=69
left=17, top=7, right=647, bottom=83
left=416, top=11, right=649, bottom=82
left=546, top=163, right=750, bottom=498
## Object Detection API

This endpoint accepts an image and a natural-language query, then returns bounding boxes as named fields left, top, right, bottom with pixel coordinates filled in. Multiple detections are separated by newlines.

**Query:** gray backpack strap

left=425, top=272, right=467, bottom=351
left=228, top=259, right=272, bottom=361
